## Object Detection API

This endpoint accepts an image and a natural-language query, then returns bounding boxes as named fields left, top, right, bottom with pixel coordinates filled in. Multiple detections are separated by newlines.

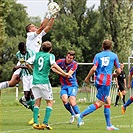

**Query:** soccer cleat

left=28, top=118, right=34, bottom=125
left=41, top=123, right=53, bottom=130
left=122, top=106, right=126, bottom=114
left=114, top=104, right=119, bottom=107
left=19, top=97, right=29, bottom=108
left=76, top=114, right=84, bottom=127
left=33, top=123, right=44, bottom=130
left=107, top=125, right=119, bottom=130
left=70, top=115, right=75, bottom=124
left=28, top=114, right=40, bottom=125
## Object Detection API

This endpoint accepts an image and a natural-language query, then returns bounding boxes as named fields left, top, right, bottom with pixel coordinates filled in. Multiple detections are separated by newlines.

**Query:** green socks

left=33, top=106, right=39, bottom=124
left=43, top=106, right=52, bottom=124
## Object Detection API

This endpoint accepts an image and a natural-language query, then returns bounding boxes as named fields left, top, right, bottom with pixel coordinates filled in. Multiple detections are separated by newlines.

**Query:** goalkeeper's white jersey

left=16, top=48, right=34, bottom=76
left=26, top=30, right=46, bottom=53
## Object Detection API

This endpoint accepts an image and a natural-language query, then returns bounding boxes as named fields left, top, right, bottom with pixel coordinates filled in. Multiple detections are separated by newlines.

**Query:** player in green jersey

left=26, top=41, right=71, bottom=130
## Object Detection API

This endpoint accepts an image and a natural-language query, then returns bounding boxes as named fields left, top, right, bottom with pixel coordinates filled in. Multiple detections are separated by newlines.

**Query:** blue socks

left=80, top=103, right=98, bottom=118
left=124, top=97, right=133, bottom=108
left=64, top=102, right=75, bottom=115
left=104, top=105, right=111, bottom=127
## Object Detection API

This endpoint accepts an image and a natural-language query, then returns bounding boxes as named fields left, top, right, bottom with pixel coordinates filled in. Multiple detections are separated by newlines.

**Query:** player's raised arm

left=36, top=2, right=60, bottom=34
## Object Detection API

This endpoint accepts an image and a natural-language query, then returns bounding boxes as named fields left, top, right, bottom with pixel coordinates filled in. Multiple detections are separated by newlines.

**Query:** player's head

left=18, top=42, right=26, bottom=55
left=41, top=41, right=52, bottom=52
left=65, top=50, right=76, bottom=64
left=102, top=39, right=112, bottom=50
left=25, top=24, right=38, bottom=32
left=120, top=62, right=124, bottom=69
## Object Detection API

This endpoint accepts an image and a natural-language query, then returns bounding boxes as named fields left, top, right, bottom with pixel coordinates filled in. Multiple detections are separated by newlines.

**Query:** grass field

left=0, top=87, right=133, bottom=133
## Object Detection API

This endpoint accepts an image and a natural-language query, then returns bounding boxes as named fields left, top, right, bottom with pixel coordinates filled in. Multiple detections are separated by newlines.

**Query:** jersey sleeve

left=93, top=55, right=99, bottom=67
left=50, top=54, right=56, bottom=65
left=16, top=51, right=20, bottom=60
left=27, top=32, right=37, bottom=40
left=40, top=30, right=46, bottom=37
left=26, top=54, right=36, bottom=64
left=114, top=55, right=120, bottom=68
left=56, top=59, right=62, bottom=66
left=16, top=61, right=20, bottom=66
left=70, top=62, right=78, bottom=71
left=130, top=67, right=133, bottom=76
left=27, top=48, right=35, bottom=57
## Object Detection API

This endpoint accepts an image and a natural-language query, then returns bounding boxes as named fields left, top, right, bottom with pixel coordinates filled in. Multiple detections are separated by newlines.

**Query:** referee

left=114, top=63, right=126, bottom=106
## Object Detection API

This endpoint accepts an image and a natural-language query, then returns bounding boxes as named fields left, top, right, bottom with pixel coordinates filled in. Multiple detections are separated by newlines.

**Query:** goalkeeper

left=0, top=1, right=60, bottom=90
left=0, top=1, right=60, bottom=124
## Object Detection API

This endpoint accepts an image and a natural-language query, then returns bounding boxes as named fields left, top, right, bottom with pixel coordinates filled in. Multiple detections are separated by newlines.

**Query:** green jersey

left=16, top=48, right=34, bottom=76
left=27, top=51, right=56, bottom=84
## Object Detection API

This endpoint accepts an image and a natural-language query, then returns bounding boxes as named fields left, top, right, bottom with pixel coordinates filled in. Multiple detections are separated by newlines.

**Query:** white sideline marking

left=0, top=128, right=31, bottom=133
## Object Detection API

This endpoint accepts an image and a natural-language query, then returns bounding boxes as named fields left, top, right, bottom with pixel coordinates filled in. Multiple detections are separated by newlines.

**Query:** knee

left=61, top=96, right=68, bottom=104
left=47, top=100, right=53, bottom=107
left=69, top=97, right=76, bottom=106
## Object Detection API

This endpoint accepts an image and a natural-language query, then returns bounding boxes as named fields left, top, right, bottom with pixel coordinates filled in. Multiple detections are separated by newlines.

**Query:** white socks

left=0, top=81, right=9, bottom=90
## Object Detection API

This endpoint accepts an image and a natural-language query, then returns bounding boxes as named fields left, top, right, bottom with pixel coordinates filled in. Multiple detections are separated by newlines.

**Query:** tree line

left=0, top=0, right=133, bottom=87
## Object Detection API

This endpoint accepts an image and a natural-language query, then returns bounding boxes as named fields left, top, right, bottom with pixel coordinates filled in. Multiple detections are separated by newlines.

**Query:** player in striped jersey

left=0, top=4, right=59, bottom=91
left=15, top=42, right=35, bottom=111
left=52, top=50, right=82, bottom=124
left=76, top=39, right=121, bottom=130
left=0, top=42, right=36, bottom=123
left=0, top=42, right=34, bottom=90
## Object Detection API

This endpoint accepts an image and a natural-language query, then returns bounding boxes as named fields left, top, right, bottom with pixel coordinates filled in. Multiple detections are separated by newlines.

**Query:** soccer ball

left=48, top=2, right=60, bottom=12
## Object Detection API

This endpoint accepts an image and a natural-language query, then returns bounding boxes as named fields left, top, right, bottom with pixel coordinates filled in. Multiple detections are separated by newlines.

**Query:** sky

left=16, top=0, right=100, bottom=21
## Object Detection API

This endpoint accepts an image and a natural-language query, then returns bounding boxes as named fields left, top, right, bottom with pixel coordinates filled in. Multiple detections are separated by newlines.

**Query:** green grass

left=0, top=87, right=133, bottom=133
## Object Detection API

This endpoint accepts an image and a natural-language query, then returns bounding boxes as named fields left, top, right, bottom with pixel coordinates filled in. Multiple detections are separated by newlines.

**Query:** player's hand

left=47, top=2, right=60, bottom=18
left=127, top=84, right=131, bottom=89
left=113, top=73, right=117, bottom=78
left=84, top=77, right=90, bottom=83
left=65, top=73, right=72, bottom=78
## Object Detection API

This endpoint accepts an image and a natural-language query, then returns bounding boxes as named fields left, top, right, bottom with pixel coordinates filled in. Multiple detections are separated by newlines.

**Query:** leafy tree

left=100, top=0, right=133, bottom=62
left=49, top=0, right=105, bottom=86
left=0, top=0, right=30, bottom=81
left=1, top=0, right=50, bottom=82
left=3, top=0, right=29, bottom=37
left=0, top=0, right=6, bottom=81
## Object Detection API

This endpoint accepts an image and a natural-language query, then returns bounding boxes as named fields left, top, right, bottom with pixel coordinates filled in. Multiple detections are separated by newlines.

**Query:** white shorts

left=32, top=84, right=53, bottom=100
left=22, top=75, right=33, bottom=91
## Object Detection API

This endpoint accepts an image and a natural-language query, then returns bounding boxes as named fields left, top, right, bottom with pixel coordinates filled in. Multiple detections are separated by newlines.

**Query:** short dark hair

left=67, top=50, right=76, bottom=58
left=18, top=42, right=25, bottom=50
left=102, top=39, right=112, bottom=50
left=41, top=41, right=52, bottom=52
left=25, top=24, right=32, bottom=32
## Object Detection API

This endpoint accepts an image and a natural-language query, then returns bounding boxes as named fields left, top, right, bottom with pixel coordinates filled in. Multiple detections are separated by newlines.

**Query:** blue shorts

left=60, top=86, right=78, bottom=97
left=95, top=84, right=110, bottom=102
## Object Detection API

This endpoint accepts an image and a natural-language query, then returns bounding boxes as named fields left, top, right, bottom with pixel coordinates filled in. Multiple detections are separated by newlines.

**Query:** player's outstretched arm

left=43, top=18, right=55, bottom=33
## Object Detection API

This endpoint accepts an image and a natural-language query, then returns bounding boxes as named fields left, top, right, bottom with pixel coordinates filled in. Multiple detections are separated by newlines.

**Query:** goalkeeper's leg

left=0, top=74, right=20, bottom=90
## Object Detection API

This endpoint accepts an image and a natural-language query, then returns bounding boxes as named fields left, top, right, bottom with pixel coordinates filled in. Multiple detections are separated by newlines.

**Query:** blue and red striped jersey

left=130, top=67, right=133, bottom=76
left=93, top=50, right=120, bottom=86
left=56, top=59, right=78, bottom=87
